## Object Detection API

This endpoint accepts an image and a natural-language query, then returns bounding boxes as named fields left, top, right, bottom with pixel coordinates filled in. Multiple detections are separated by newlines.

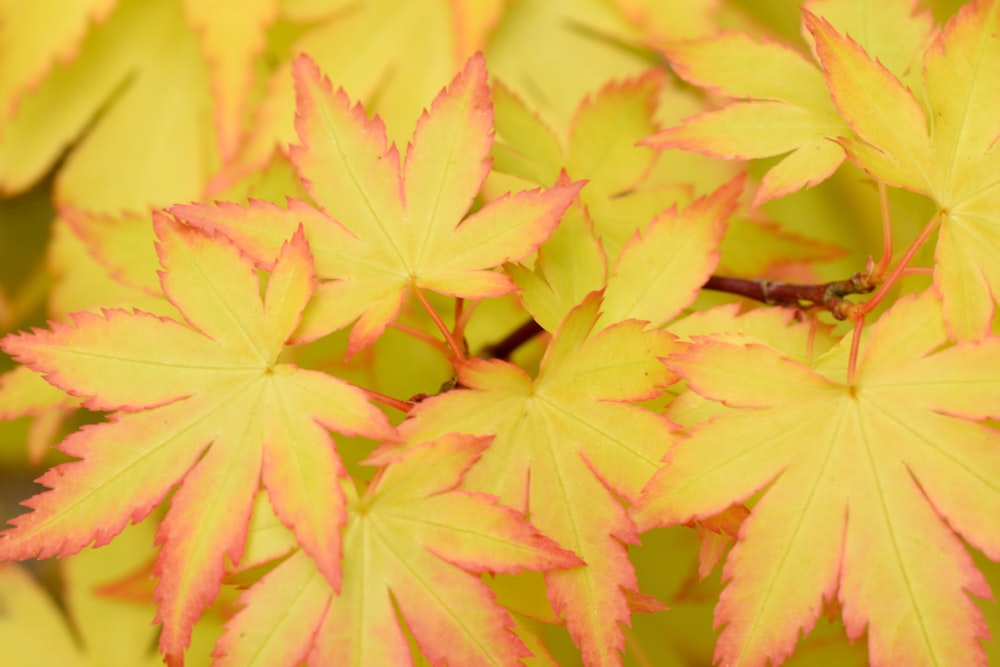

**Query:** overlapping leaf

left=598, top=175, right=742, bottom=328
left=646, top=32, right=845, bottom=207
left=0, top=218, right=393, bottom=665
left=59, top=151, right=307, bottom=304
left=506, top=200, right=607, bottom=333
left=483, top=0, right=654, bottom=131
left=379, top=294, right=674, bottom=666
left=0, top=0, right=218, bottom=211
left=492, top=73, right=670, bottom=258
left=0, top=0, right=116, bottom=115
left=495, top=74, right=833, bottom=306
left=614, top=0, right=720, bottom=41
left=180, top=0, right=277, bottom=162
left=0, top=521, right=166, bottom=667
left=213, top=435, right=581, bottom=667
left=802, top=0, right=935, bottom=86
left=173, top=53, right=580, bottom=355
left=509, top=174, right=740, bottom=334
left=806, top=1, right=1000, bottom=339
left=496, top=77, right=742, bottom=335
left=0, top=202, right=199, bottom=465
left=231, top=0, right=506, bottom=175
left=0, top=2, right=995, bottom=666
left=633, top=291, right=1000, bottom=666
left=646, top=0, right=934, bottom=207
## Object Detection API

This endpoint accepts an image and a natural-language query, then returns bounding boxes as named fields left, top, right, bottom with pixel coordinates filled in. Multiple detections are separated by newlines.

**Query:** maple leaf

left=212, top=434, right=582, bottom=667
left=180, top=0, right=277, bottom=163
left=173, top=53, right=581, bottom=354
left=632, top=290, right=1000, bottom=667
left=644, top=31, right=847, bottom=208
left=61, top=208, right=164, bottom=296
left=645, top=0, right=934, bottom=208
left=598, top=175, right=742, bottom=328
left=483, top=0, right=655, bottom=131
left=506, top=199, right=608, bottom=333
left=0, top=217, right=394, bottom=665
left=0, top=518, right=233, bottom=667
left=614, top=0, right=720, bottom=41
left=228, top=0, right=507, bottom=179
left=493, top=69, right=832, bottom=290
left=509, top=174, right=741, bottom=336
left=0, top=0, right=217, bottom=210
left=805, top=1, right=1000, bottom=340
left=802, top=0, right=936, bottom=84
left=0, top=209, right=189, bottom=465
left=491, top=72, right=671, bottom=258
left=0, top=520, right=165, bottom=667
left=0, top=0, right=115, bottom=114
left=377, top=293, right=675, bottom=666
left=56, top=151, right=306, bottom=308
left=495, top=77, right=834, bottom=294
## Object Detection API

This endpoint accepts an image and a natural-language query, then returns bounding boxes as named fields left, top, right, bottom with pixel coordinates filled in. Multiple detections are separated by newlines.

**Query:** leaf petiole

left=873, top=180, right=894, bottom=278
left=859, top=212, right=941, bottom=316
left=362, top=388, right=413, bottom=414
left=410, top=284, right=466, bottom=361
left=387, top=321, right=451, bottom=356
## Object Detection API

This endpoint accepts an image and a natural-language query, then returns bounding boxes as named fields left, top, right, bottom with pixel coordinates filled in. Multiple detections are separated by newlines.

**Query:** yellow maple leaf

left=212, top=435, right=581, bottom=666
left=633, top=290, right=1000, bottom=666
left=805, top=1, right=1000, bottom=340
left=174, top=53, right=581, bottom=355
left=0, top=219, right=393, bottom=664
left=646, top=0, right=933, bottom=208
left=381, top=293, right=675, bottom=665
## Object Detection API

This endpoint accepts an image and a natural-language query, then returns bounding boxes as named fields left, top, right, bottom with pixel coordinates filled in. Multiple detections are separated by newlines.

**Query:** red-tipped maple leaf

left=632, top=290, right=1000, bottom=667
left=213, top=434, right=582, bottom=667
left=0, top=217, right=394, bottom=665
left=645, top=0, right=934, bottom=208
left=376, top=293, right=675, bottom=666
left=645, top=30, right=848, bottom=208
left=509, top=175, right=742, bottom=334
left=226, top=0, right=508, bottom=182
left=598, top=174, right=742, bottom=328
left=805, top=1, right=1000, bottom=340
left=172, top=53, right=582, bottom=355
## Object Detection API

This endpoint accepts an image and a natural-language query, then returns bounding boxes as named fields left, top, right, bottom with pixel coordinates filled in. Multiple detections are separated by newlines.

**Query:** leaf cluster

left=0, top=1, right=998, bottom=666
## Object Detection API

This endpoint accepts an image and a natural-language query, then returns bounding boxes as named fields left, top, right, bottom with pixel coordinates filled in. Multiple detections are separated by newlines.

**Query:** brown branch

left=479, top=272, right=876, bottom=359
left=703, top=273, right=875, bottom=319
left=478, top=318, right=544, bottom=360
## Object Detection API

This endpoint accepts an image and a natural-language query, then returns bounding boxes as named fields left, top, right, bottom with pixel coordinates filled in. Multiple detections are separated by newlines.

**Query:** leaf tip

left=290, top=52, right=323, bottom=88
